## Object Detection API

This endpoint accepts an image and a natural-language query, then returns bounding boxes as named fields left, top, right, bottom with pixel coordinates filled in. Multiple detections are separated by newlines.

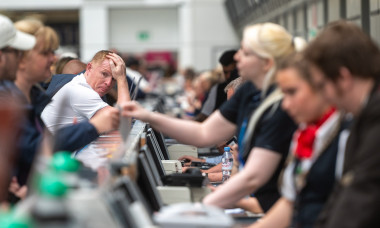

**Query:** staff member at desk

left=250, top=53, right=349, bottom=228
left=306, top=21, right=380, bottom=228
left=122, top=23, right=304, bottom=212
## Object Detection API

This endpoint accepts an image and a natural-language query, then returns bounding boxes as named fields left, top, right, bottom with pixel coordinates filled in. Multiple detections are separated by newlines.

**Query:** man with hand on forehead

left=42, top=50, right=130, bottom=134
left=0, top=14, right=35, bottom=81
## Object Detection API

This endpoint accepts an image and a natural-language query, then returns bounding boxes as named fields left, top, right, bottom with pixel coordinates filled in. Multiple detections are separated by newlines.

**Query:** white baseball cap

left=0, top=14, right=36, bottom=50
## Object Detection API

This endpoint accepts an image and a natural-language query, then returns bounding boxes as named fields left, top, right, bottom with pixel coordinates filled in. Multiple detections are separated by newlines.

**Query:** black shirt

left=219, top=81, right=297, bottom=211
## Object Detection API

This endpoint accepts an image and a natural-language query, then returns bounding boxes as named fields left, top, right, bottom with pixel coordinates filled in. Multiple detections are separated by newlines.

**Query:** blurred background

left=1, top=0, right=379, bottom=74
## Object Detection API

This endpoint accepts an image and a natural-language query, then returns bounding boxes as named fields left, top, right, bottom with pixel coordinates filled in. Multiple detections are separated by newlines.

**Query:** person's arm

left=178, top=155, right=205, bottom=163
left=89, top=106, right=120, bottom=134
left=205, top=155, right=222, bottom=164
left=202, top=147, right=282, bottom=208
left=206, top=172, right=223, bottom=182
left=202, top=163, right=222, bottom=173
left=53, top=122, right=98, bottom=152
left=54, top=107, right=120, bottom=151
left=122, top=103, right=236, bottom=147
left=248, top=197, right=293, bottom=228
left=107, top=53, right=130, bottom=103
left=235, top=197, right=263, bottom=214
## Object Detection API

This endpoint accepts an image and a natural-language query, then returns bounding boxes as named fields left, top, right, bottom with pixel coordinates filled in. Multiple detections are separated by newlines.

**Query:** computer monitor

left=104, top=190, right=136, bottom=228
left=146, top=133, right=166, bottom=178
left=106, top=176, right=151, bottom=228
left=112, top=176, right=151, bottom=213
left=147, top=129, right=165, bottom=161
left=149, top=128, right=170, bottom=160
left=137, top=153, right=164, bottom=212
left=141, top=146, right=163, bottom=187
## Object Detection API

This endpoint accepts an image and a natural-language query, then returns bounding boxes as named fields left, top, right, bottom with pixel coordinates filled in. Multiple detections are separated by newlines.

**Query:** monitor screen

left=147, top=129, right=165, bottom=160
left=136, top=153, right=164, bottom=212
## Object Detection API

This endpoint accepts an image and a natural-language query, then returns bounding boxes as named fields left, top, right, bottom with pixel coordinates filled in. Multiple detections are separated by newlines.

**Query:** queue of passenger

left=1, top=12, right=380, bottom=228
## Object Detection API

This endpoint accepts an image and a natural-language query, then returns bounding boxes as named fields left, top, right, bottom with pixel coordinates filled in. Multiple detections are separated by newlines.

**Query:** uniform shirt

left=219, top=81, right=297, bottom=212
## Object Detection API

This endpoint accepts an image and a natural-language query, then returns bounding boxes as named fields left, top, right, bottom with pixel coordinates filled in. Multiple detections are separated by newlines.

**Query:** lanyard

left=237, top=118, right=248, bottom=167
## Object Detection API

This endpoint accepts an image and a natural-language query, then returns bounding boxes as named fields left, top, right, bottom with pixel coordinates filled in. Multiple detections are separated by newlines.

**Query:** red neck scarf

left=295, top=107, right=336, bottom=160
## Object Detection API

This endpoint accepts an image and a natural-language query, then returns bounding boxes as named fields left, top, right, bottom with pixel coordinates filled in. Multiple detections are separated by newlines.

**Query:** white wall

left=370, top=0, right=380, bottom=44
left=80, top=5, right=109, bottom=61
left=0, top=0, right=81, bottom=10
left=2, top=0, right=239, bottom=71
left=328, top=0, right=340, bottom=22
left=188, top=0, right=239, bottom=71
left=347, top=0, right=361, bottom=19
left=95, top=0, right=239, bottom=71
left=109, top=7, right=179, bottom=53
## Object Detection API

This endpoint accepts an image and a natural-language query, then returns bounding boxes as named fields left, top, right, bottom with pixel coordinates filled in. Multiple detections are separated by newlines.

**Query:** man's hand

left=178, top=155, right=205, bottom=165
left=231, top=144, right=239, bottom=163
left=8, top=177, right=28, bottom=199
left=90, top=106, right=120, bottom=134
left=107, top=53, right=126, bottom=82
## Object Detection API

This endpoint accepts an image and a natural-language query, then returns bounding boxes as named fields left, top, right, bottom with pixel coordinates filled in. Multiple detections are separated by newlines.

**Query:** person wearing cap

left=0, top=14, right=36, bottom=204
left=0, top=15, right=36, bottom=80
left=0, top=14, right=36, bottom=81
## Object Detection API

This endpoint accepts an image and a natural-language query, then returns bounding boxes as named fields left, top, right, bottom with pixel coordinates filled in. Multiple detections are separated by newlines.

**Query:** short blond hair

left=91, top=50, right=114, bottom=65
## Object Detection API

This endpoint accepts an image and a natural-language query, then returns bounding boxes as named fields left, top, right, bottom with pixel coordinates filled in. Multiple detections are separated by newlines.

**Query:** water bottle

left=222, top=147, right=233, bottom=182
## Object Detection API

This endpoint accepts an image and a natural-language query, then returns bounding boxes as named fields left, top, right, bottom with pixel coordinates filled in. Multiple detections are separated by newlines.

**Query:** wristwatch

left=202, top=172, right=208, bottom=178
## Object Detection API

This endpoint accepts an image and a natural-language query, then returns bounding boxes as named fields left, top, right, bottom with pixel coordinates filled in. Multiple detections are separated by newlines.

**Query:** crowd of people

left=1, top=12, right=380, bottom=227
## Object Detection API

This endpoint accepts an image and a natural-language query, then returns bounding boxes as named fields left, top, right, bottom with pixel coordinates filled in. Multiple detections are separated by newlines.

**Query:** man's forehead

left=95, top=58, right=111, bottom=71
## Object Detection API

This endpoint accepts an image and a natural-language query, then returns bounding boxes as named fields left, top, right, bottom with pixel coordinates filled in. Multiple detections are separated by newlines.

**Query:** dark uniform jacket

left=316, top=80, right=380, bottom=227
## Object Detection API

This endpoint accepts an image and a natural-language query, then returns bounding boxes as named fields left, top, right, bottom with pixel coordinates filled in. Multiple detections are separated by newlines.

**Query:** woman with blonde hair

left=121, top=23, right=303, bottom=211
left=12, top=19, right=59, bottom=190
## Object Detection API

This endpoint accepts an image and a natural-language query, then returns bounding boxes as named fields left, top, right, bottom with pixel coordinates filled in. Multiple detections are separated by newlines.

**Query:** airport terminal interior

left=1, top=0, right=380, bottom=227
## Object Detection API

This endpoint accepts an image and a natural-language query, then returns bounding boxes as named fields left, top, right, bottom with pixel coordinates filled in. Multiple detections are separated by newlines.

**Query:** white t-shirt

left=41, top=73, right=108, bottom=134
